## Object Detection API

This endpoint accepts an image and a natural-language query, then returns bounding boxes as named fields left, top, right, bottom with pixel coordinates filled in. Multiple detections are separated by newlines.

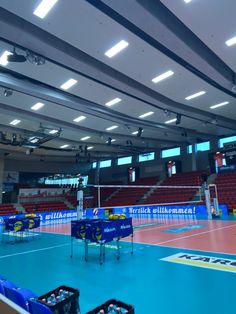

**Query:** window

left=187, top=141, right=210, bottom=154
left=161, top=147, right=180, bottom=158
left=92, top=162, right=97, bottom=169
left=138, top=152, right=155, bottom=162
left=219, top=135, right=236, bottom=148
left=117, top=156, right=132, bottom=165
left=100, top=159, right=112, bottom=168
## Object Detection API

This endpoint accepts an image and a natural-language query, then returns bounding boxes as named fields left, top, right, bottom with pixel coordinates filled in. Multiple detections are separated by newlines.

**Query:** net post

left=76, top=178, right=84, bottom=220
left=98, top=185, right=101, bottom=208
left=204, top=183, right=212, bottom=220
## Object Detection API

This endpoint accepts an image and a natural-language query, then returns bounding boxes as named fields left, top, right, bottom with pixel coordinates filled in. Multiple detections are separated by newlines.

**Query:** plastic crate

left=37, top=285, right=80, bottom=314
left=86, top=299, right=134, bottom=314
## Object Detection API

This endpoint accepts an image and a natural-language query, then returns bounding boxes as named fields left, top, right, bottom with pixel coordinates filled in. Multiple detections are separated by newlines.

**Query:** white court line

left=0, top=243, right=69, bottom=260
left=154, top=223, right=236, bottom=245
left=134, top=221, right=201, bottom=233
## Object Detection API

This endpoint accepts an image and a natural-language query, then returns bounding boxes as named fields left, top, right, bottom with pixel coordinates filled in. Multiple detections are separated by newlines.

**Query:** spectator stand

left=1, top=216, right=41, bottom=244
left=70, top=218, right=133, bottom=265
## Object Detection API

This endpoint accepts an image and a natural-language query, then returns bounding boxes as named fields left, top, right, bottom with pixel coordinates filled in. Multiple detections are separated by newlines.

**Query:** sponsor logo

left=104, top=227, right=116, bottom=233
left=161, top=253, right=236, bottom=273
left=120, top=224, right=131, bottom=230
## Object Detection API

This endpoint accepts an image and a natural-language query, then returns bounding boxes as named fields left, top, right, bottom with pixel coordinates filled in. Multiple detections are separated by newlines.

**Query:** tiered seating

left=214, top=172, right=236, bottom=211
left=103, top=177, right=159, bottom=207
left=65, top=195, right=95, bottom=209
left=144, top=172, right=202, bottom=205
left=23, top=201, right=69, bottom=213
left=0, top=204, right=17, bottom=216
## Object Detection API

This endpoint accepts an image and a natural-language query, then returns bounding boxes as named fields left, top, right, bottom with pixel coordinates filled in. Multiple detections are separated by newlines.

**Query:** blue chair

left=28, top=299, right=52, bottom=314
left=4, top=286, right=29, bottom=311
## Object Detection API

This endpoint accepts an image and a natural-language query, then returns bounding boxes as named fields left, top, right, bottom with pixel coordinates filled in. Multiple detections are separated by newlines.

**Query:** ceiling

left=0, top=0, right=235, bottom=162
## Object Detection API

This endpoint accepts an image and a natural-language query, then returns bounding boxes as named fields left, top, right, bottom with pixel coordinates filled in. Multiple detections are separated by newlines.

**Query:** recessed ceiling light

left=184, top=0, right=192, bottom=3
left=0, top=51, right=12, bottom=66
left=49, top=129, right=58, bottom=134
left=139, top=111, right=154, bottom=119
left=106, top=125, right=118, bottom=131
left=210, top=101, right=229, bottom=109
left=10, top=119, right=21, bottom=126
left=185, top=91, right=206, bottom=100
left=105, top=98, right=121, bottom=107
left=132, top=131, right=138, bottom=135
left=31, top=102, right=45, bottom=111
left=87, top=146, right=93, bottom=150
left=106, top=139, right=116, bottom=143
left=73, top=116, right=86, bottom=122
left=152, top=70, right=174, bottom=83
left=60, top=144, right=69, bottom=149
left=60, top=79, right=77, bottom=90
left=105, top=40, right=129, bottom=58
left=225, top=36, right=236, bottom=47
left=81, top=136, right=91, bottom=141
left=165, top=118, right=177, bottom=124
left=33, top=0, right=58, bottom=19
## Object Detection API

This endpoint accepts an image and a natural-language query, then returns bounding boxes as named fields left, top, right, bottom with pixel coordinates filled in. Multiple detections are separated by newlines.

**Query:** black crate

left=38, top=285, right=80, bottom=314
left=86, top=298, right=134, bottom=314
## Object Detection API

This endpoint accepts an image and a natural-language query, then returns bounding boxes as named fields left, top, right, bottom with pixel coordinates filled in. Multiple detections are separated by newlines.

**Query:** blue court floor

left=0, top=229, right=235, bottom=314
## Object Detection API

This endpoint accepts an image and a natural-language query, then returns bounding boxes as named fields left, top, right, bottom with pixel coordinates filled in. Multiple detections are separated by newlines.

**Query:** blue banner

left=112, top=204, right=228, bottom=217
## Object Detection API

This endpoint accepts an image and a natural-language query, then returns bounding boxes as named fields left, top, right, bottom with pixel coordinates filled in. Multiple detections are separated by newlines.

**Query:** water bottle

left=59, top=289, right=65, bottom=301
left=50, top=293, right=56, bottom=305
left=56, top=296, right=60, bottom=303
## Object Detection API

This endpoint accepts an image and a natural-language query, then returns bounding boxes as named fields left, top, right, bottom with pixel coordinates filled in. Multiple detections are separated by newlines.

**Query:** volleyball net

left=85, top=183, right=220, bottom=218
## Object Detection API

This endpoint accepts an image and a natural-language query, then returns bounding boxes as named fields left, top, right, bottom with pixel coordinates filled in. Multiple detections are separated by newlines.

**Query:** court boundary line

left=0, top=243, right=69, bottom=260
left=154, top=223, right=236, bottom=245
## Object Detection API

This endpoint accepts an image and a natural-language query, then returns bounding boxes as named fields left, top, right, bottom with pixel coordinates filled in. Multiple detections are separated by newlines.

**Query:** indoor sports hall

left=0, top=1, right=236, bottom=314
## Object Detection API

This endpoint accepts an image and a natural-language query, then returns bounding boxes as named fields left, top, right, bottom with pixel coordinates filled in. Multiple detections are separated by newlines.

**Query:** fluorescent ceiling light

left=139, top=111, right=154, bottom=119
left=81, top=136, right=91, bottom=141
left=105, top=40, right=129, bottom=58
left=152, top=70, right=174, bottom=83
left=60, top=144, right=69, bottom=149
left=185, top=91, right=206, bottom=100
left=33, top=0, right=58, bottom=19
left=106, top=125, right=118, bottom=131
left=31, top=102, right=45, bottom=111
left=106, top=139, right=116, bottom=143
left=73, top=115, right=86, bottom=122
left=87, top=146, right=93, bottom=150
left=49, top=129, right=58, bottom=134
left=0, top=51, right=12, bottom=66
left=210, top=101, right=229, bottom=109
left=165, top=118, right=177, bottom=124
left=105, top=98, right=121, bottom=107
left=10, top=119, right=21, bottom=126
left=60, top=79, right=77, bottom=90
left=29, top=137, right=39, bottom=144
left=225, top=36, right=236, bottom=47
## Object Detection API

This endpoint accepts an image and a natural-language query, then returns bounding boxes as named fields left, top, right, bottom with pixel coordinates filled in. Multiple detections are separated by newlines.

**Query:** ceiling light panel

left=106, top=125, right=118, bottom=131
left=225, top=36, right=236, bottom=47
left=165, top=118, right=177, bottom=124
left=184, top=0, right=192, bottom=3
left=185, top=91, right=206, bottom=100
left=210, top=101, right=229, bottom=109
left=152, top=70, right=174, bottom=83
left=87, top=146, right=93, bottom=150
left=60, top=79, right=77, bottom=90
left=106, top=139, right=116, bottom=143
left=105, top=40, right=129, bottom=58
left=33, top=0, right=58, bottom=19
left=0, top=51, right=12, bottom=66
left=73, top=116, right=86, bottom=122
left=139, top=111, right=154, bottom=118
left=81, top=136, right=91, bottom=141
left=31, top=102, right=45, bottom=111
left=60, top=144, right=69, bottom=149
left=132, top=131, right=138, bottom=135
left=49, top=129, right=58, bottom=134
left=10, top=119, right=21, bottom=126
left=105, top=98, right=121, bottom=107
